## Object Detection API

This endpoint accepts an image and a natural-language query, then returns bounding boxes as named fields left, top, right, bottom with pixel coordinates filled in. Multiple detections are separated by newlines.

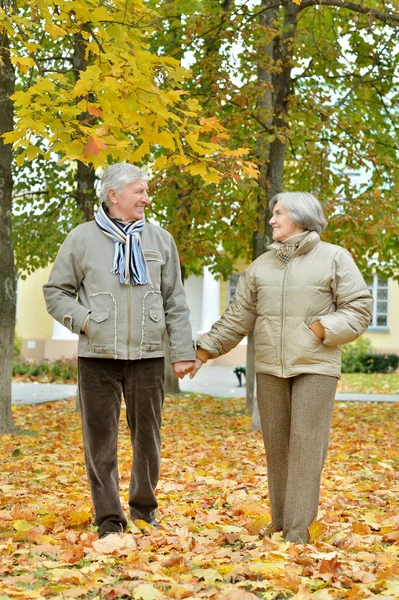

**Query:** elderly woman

left=191, top=192, right=373, bottom=544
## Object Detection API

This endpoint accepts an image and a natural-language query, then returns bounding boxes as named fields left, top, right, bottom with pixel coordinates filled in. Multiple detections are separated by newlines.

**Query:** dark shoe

left=134, top=519, right=161, bottom=532
left=100, top=531, right=119, bottom=539
left=99, top=522, right=124, bottom=539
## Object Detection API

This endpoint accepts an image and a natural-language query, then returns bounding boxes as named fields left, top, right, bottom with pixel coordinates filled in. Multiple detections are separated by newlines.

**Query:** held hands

left=172, top=361, right=195, bottom=379
left=189, top=358, right=203, bottom=379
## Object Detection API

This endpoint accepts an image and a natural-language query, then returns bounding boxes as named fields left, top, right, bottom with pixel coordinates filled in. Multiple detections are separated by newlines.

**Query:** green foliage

left=148, top=0, right=399, bottom=279
left=341, top=337, right=373, bottom=373
left=363, top=353, right=399, bottom=375
left=13, top=333, right=22, bottom=357
left=12, top=358, right=77, bottom=382
left=342, top=338, right=399, bottom=374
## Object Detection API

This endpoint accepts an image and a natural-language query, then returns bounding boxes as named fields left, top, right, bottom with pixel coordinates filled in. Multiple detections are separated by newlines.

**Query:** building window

left=366, top=275, right=389, bottom=330
left=228, top=273, right=241, bottom=304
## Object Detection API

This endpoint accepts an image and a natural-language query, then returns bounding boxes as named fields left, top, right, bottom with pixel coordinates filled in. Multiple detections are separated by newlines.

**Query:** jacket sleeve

left=319, top=248, right=373, bottom=347
left=161, top=234, right=196, bottom=363
left=42, top=232, right=91, bottom=335
left=196, top=267, right=257, bottom=358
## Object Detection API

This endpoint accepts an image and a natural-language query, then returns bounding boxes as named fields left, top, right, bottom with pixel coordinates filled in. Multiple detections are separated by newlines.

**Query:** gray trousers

left=256, top=373, right=338, bottom=543
left=78, top=357, right=164, bottom=537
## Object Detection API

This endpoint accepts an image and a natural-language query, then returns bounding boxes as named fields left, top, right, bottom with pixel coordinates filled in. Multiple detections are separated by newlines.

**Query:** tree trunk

left=0, top=26, right=16, bottom=434
left=73, top=32, right=96, bottom=222
left=249, top=0, right=300, bottom=428
left=76, top=161, right=96, bottom=221
left=248, top=0, right=275, bottom=425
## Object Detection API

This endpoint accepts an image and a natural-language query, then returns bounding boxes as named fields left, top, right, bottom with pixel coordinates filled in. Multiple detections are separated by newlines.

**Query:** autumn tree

left=0, top=0, right=254, bottom=433
left=147, top=0, right=399, bottom=419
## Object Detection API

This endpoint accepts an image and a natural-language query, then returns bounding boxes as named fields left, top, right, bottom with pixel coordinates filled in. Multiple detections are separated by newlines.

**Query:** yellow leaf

left=222, top=591, right=259, bottom=600
left=383, top=579, right=399, bottom=595
left=308, top=519, right=327, bottom=541
left=187, top=163, right=208, bottom=177
left=364, top=511, right=382, bottom=530
left=2, top=130, right=22, bottom=144
left=152, top=156, right=169, bottom=171
left=133, top=583, right=163, bottom=600
left=248, top=562, right=285, bottom=576
left=25, top=146, right=40, bottom=161
left=13, top=520, right=34, bottom=532
left=131, top=139, right=150, bottom=162
left=48, top=568, right=84, bottom=583
left=45, top=21, right=67, bottom=39
left=69, top=507, right=92, bottom=526
left=192, top=568, right=223, bottom=583
left=157, top=130, right=176, bottom=151
left=203, top=171, right=221, bottom=184
left=40, top=514, right=58, bottom=528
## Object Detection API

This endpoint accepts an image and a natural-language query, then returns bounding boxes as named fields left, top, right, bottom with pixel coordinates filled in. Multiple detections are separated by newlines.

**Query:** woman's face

left=269, top=202, right=305, bottom=242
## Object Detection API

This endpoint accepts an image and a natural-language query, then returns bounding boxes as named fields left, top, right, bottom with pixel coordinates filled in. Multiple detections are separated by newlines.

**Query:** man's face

left=108, top=179, right=151, bottom=222
left=269, top=202, right=305, bottom=242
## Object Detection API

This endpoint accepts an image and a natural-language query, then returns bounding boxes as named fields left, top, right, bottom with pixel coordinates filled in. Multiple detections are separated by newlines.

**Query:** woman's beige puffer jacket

left=197, top=232, right=373, bottom=378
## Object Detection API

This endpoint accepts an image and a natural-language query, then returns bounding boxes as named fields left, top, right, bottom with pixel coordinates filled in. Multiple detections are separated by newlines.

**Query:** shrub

left=12, top=358, right=78, bottom=382
left=363, top=353, right=399, bottom=374
left=341, top=337, right=373, bottom=373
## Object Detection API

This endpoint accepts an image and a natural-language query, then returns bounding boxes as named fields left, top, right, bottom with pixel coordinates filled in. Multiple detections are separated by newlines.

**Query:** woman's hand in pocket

left=309, top=321, right=326, bottom=340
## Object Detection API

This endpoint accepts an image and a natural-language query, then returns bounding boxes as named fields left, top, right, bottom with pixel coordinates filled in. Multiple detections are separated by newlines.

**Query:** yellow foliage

left=1, top=0, right=255, bottom=182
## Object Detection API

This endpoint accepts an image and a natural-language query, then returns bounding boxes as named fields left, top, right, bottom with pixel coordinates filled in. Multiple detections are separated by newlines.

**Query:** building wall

left=16, top=266, right=78, bottom=360
left=17, top=265, right=53, bottom=340
left=364, top=279, right=399, bottom=353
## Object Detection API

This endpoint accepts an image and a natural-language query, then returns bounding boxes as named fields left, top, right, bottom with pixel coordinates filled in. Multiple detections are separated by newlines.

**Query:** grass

left=338, top=372, right=399, bottom=394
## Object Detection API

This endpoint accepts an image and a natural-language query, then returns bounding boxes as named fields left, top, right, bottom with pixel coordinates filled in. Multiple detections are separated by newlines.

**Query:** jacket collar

left=268, top=230, right=320, bottom=256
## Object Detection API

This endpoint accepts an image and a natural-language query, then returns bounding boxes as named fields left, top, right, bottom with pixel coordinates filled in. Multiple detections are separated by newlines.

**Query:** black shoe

left=134, top=519, right=161, bottom=532
left=99, top=522, right=124, bottom=539
left=99, top=531, right=119, bottom=539
left=148, top=520, right=160, bottom=529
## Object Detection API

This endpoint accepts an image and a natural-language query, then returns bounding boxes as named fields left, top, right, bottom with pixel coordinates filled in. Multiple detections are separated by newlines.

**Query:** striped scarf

left=275, top=231, right=309, bottom=270
left=95, top=203, right=148, bottom=285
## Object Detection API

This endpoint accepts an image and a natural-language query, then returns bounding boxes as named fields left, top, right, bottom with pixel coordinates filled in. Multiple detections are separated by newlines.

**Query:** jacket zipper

left=280, top=263, right=290, bottom=376
left=127, top=284, right=131, bottom=360
left=280, top=240, right=309, bottom=376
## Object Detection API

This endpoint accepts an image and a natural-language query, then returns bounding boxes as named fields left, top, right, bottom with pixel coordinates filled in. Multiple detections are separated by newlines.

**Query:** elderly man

left=43, top=162, right=195, bottom=538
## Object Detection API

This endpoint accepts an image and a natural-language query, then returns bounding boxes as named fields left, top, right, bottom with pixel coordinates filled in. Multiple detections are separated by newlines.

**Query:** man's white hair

left=100, top=163, right=148, bottom=207
left=269, top=192, right=328, bottom=234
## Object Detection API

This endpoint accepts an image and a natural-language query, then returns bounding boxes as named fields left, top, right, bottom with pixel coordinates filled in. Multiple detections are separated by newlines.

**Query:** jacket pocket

left=143, top=249, right=163, bottom=290
left=291, top=321, right=326, bottom=366
left=87, top=309, right=113, bottom=347
left=254, top=317, right=276, bottom=365
left=143, top=292, right=166, bottom=347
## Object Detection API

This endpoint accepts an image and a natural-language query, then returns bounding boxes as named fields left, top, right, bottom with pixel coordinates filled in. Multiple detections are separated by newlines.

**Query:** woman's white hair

left=100, top=163, right=148, bottom=207
left=269, top=192, right=328, bottom=234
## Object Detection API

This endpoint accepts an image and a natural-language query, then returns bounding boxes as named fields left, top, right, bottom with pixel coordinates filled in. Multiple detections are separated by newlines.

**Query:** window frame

left=227, top=273, right=241, bottom=305
left=367, top=275, right=390, bottom=333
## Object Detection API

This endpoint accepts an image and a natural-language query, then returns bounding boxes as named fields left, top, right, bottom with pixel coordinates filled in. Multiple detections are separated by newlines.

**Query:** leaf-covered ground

left=1, top=394, right=399, bottom=599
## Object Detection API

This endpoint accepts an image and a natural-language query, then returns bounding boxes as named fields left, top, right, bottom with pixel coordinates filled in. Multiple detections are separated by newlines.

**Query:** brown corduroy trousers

left=256, top=373, right=338, bottom=543
left=78, top=357, right=164, bottom=537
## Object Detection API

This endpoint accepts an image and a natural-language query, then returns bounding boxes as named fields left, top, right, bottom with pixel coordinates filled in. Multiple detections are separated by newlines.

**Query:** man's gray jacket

left=43, top=221, right=195, bottom=363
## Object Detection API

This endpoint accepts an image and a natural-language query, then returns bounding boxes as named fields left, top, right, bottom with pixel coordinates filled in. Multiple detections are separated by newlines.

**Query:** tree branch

left=298, top=0, right=399, bottom=25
